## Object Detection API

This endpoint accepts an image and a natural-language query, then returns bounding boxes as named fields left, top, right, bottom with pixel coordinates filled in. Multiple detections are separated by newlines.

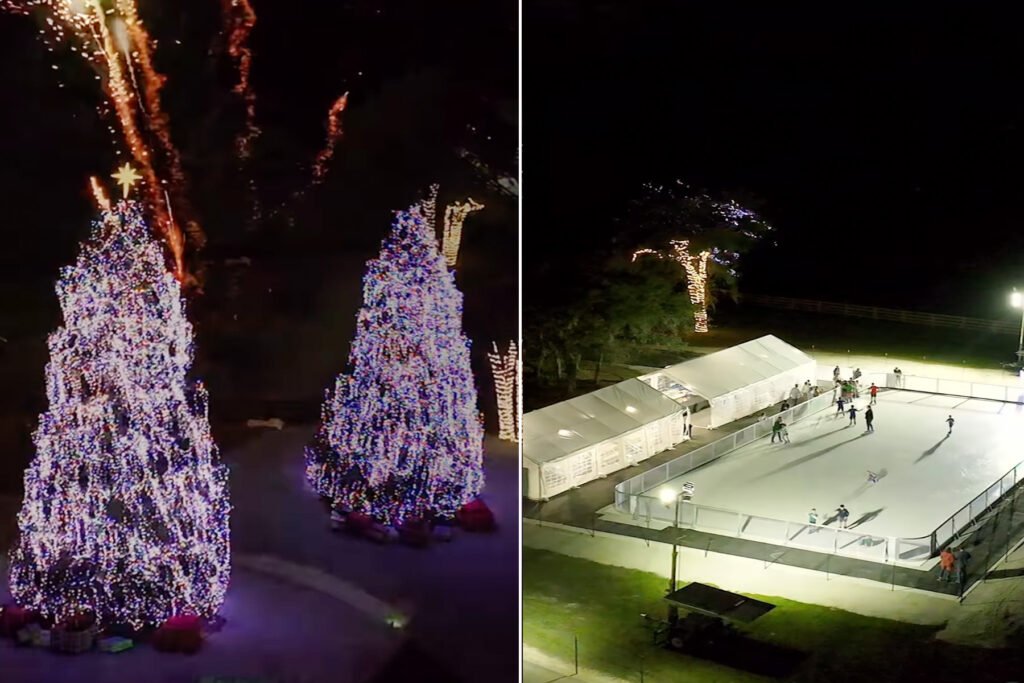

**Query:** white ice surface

left=654, top=391, right=1024, bottom=540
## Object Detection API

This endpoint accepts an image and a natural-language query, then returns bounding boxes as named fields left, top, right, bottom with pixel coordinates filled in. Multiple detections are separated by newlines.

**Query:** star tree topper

left=112, top=163, right=142, bottom=199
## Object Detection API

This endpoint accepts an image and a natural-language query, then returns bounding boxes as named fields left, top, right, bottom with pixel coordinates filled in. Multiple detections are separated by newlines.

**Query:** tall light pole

left=1011, top=290, right=1024, bottom=365
left=660, top=487, right=684, bottom=625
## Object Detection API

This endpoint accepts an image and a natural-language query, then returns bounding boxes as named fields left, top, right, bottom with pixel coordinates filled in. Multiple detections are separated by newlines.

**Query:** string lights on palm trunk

left=442, top=198, right=484, bottom=267
left=488, top=340, right=521, bottom=442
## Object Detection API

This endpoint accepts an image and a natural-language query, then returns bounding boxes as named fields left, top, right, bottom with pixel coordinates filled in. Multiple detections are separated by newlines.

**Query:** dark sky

left=526, top=2, right=1024, bottom=319
left=0, top=0, right=517, bottom=280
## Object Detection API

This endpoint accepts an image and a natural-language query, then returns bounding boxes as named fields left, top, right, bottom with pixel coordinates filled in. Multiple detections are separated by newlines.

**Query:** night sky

left=0, top=0, right=517, bottom=279
left=526, top=2, right=1024, bottom=319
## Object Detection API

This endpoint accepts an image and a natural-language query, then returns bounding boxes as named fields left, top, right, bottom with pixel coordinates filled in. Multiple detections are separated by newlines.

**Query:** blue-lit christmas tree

left=7, top=197, right=230, bottom=629
left=306, top=205, right=485, bottom=527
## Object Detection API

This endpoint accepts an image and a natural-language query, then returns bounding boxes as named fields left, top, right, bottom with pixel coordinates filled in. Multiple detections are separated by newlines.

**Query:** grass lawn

left=524, top=548, right=1024, bottom=682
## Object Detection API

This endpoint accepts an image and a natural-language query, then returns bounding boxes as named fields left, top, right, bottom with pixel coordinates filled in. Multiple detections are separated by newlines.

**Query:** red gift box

left=0, top=605, right=35, bottom=638
left=457, top=499, right=496, bottom=532
left=153, top=614, right=203, bottom=654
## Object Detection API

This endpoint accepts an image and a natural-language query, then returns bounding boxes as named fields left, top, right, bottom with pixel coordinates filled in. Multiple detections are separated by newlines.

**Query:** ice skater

left=864, top=405, right=874, bottom=432
left=836, top=504, right=850, bottom=529
left=869, top=383, right=878, bottom=405
left=780, top=424, right=790, bottom=443
left=836, top=396, right=846, bottom=417
left=946, top=414, right=955, bottom=436
left=808, top=507, right=818, bottom=532
left=771, top=417, right=784, bottom=443
left=866, top=470, right=878, bottom=484
left=848, top=403, right=858, bottom=426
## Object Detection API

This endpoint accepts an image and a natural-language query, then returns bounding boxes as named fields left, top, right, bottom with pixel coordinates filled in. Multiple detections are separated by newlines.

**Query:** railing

left=613, top=392, right=836, bottom=512
left=744, top=294, right=1018, bottom=334
left=623, top=494, right=892, bottom=563
left=925, top=460, right=1024, bottom=557
left=613, top=371, right=1024, bottom=565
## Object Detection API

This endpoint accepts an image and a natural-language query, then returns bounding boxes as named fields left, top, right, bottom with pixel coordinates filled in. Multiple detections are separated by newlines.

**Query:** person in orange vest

left=869, top=383, right=878, bottom=405
left=938, top=547, right=955, bottom=582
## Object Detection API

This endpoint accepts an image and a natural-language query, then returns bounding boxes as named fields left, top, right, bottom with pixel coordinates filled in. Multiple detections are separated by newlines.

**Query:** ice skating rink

left=655, top=390, right=1024, bottom=541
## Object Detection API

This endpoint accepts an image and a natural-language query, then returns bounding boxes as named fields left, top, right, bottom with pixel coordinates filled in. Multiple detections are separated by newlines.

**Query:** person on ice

left=869, top=382, right=878, bottom=405
left=780, top=424, right=790, bottom=443
left=946, top=415, right=955, bottom=435
left=853, top=367, right=862, bottom=381
left=836, top=505, right=850, bottom=529
left=867, top=470, right=878, bottom=483
left=865, top=406, right=874, bottom=432
left=771, top=417, right=784, bottom=443
left=836, top=396, right=846, bottom=416
left=848, top=403, right=858, bottom=426
left=808, top=508, right=818, bottom=532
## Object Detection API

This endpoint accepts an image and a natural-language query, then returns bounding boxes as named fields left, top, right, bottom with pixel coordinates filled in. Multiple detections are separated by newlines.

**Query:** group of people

left=807, top=504, right=851, bottom=530
left=938, top=546, right=972, bottom=587
left=789, top=380, right=819, bottom=405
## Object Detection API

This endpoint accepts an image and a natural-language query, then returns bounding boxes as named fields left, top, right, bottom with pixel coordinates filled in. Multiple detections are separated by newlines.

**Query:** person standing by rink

left=790, top=383, right=801, bottom=404
left=771, top=417, right=784, bottom=443
left=946, top=414, right=955, bottom=436
left=938, top=547, right=955, bottom=582
left=894, top=366, right=903, bottom=387
left=848, top=403, right=858, bottom=426
left=955, top=547, right=972, bottom=588
left=836, top=505, right=850, bottom=529
left=864, top=405, right=874, bottom=432
left=808, top=508, right=818, bottom=532
left=869, top=382, right=878, bottom=405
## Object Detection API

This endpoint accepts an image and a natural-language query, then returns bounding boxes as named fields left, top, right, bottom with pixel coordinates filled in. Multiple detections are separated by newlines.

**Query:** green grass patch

left=524, top=548, right=1024, bottom=682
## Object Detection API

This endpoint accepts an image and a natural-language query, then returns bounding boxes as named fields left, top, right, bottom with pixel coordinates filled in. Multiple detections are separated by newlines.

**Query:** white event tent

left=523, top=378, right=686, bottom=500
left=639, top=335, right=816, bottom=429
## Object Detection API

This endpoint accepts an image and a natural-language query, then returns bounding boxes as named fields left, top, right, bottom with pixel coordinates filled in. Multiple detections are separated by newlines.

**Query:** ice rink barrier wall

left=613, top=372, right=1024, bottom=565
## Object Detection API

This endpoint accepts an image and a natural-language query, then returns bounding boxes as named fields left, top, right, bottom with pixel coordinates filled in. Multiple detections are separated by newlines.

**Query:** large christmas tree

left=306, top=205, right=484, bottom=526
left=8, top=199, right=230, bottom=629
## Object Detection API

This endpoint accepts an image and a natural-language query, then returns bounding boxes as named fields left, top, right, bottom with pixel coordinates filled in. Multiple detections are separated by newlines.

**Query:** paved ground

left=2, top=428, right=519, bottom=682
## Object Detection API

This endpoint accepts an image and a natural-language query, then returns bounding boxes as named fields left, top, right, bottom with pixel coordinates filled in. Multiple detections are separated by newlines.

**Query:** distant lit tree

left=623, top=181, right=774, bottom=333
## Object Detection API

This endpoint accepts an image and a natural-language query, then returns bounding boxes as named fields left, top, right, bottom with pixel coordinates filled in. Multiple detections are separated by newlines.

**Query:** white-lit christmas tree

left=7, top=191, right=230, bottom=629
left=306, top=205, right=484, bottom=526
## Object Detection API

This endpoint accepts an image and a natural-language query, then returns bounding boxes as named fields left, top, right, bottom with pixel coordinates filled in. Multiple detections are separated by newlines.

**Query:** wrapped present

left=365, top=523, right=398, bottom=544
left=0, top=605, right=35, bottom=638
left=15, top=624, right=39, bottom=646
left=457, top=498, right=496, bottom=532
left=51, top=624, right=98, bottom=654
left=153, top=614, right=203, bottom=654
left=398, top=518, right=432, bottom=547
left=98, top=635, right=134, bottom=653
left=32, top=629, right=51, bottom=649
left=345, top=511, right=374, bottom=534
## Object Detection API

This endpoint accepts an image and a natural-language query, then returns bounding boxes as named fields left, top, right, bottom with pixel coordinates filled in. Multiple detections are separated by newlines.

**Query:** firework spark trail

left=3, top=0, right=190, bottom=279
left=220, top=0, right=259, bottom=160
left=115, top=0, right=201, bottom=251
left=311, top=92, right=349, bottom=184
left=90, top=0, right=183, bottom=278
left=89, top=176, right=111, bottom=211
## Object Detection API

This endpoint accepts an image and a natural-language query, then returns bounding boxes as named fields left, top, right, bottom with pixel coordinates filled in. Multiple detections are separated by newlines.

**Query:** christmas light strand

left=487, top=340, right=520, bottom=442
left=442, top=198, right=484, bottom=267
left=8, top=200, right=230, bottom=628
left=422, top=183, right=440, bottom=235
left=631, top=240, right=712, bottom=333
left=306, top=205, right=484, bottom=526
